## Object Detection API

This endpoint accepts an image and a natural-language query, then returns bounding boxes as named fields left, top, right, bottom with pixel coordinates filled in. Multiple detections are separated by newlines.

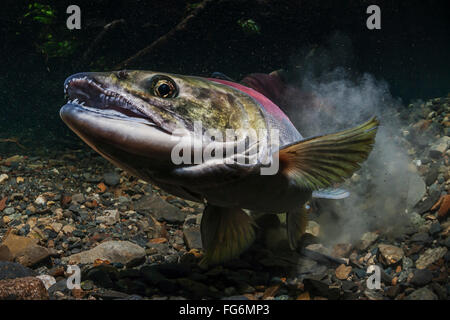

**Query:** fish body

left=60, top=70, right=378, bottom=265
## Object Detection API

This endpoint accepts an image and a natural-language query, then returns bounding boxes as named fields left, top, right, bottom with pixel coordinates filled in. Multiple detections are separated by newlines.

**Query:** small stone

left=332, top=243, right=353, bottom=258
left=3, top=207, right=14, bottom=215
left=36, top=275, right=56, bottom=290
left=0, top=261, right=35, bottom=280
left=335, top=264, right=352, bottom=280
left=406, top=173, right=427, bottom=208
left=378, top=244, right=404, bottom=265
left=0, top=276, right=49, bottom=300
left=62, top=224, right=76, bottom=235
left=95, top=209, right=120, bottom=225
left=183, top=226, right=202, bottom=250
left=415, top=247, right=447, bottom=269
left=429, top=222, right=441, bottom=235
left=71, top=193, right=85, bottom=204
left=103, top=172, right=120, bottom=186
left=410, top=232, right=431, bottom=244
left=305, top=221, right=320, bottom=237
left=357, top=232, right=379, bottom=251
left=34, top=195, right=46, bottom=206
left=0, top=174, right=8, bottom=184
left=97, top=182, right=107, bottom=193
left=429, top=136, right=450, bottom=158
left=135, top=195, right=186, bottom=223
left=405, top=287, right=437, bottom=300
left=0, top=245, right=13, bottom=261
left=67, top=241, right=146, bottom=265
left=15, top=244, right=51, bottom=267
left=410, top=269, right=433, bottom=286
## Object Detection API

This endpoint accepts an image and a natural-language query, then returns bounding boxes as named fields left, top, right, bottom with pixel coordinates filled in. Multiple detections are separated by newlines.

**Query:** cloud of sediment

left=282, top=33, right=423, bottom=245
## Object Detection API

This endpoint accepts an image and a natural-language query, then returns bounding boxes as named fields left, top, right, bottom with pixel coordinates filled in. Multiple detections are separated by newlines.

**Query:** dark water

left=0, top=0, right=449, bottom=152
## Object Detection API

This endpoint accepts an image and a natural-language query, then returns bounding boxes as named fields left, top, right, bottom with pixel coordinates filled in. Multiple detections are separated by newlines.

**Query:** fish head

left=60, top=70, right=268, bottom=183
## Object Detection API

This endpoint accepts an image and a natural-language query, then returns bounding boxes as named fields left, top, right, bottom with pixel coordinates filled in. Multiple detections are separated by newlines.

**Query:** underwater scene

left=0, top=0, right=449, bottom=303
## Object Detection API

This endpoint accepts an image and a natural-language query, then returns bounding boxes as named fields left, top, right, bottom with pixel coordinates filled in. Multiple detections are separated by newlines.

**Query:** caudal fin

left=278, top=117, right=379, bottom=190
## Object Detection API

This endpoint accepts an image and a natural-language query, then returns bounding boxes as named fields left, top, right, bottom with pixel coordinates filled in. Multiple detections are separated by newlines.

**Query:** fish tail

left=199, top=205, right=255, bottom=267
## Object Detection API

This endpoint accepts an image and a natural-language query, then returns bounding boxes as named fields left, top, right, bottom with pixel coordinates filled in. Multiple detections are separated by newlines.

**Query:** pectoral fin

left=287, top=205, right=309, bottom=250
left=200, top=205, right=256, bottom=267
left=278, top=117, right=379, bottom=190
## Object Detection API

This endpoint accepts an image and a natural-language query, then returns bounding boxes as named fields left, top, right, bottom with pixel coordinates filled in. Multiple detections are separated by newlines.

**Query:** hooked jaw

left=60, top=72, right=180, bottom=165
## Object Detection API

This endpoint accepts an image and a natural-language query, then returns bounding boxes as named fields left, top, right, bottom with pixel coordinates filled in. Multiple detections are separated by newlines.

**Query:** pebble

left=405, top=287, right=438, bottom=300
left=0, top=276, right=49, bottom=300
left=95, top=209, right=120, bottom=225
left=36, top=275, right=56, bottom=290
left=378, top=244, right=405, bottom=265
left=0, top=174, right=8, bottom=184
left=429, top=136, right=449, bottom=158
left=415, top=247, right=448, bottom=269
left=410, top=269, right=433, bottom=286
left=103, top=172, right=120, bottom=186
left=357, top=232, right=379, bottom=251
left=67, top=240, right=146, bottom=265
left=335, top=264, right=352, bottom=280
left=183, top=226, right=202, bottom=250
left=0, top=261, right=35, bottom=280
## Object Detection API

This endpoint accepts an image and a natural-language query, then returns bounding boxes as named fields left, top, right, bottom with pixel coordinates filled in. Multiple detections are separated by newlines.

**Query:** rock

left=402, top=257, right=414, bottom=270
left=0, top=261, right=35, bottom=280
left=15, top=245, right=51, bottom=267
left=183, top=226, right=202, bottom=250
left=156, top=263, right=192, bottom=279
left=425, top=165, right=439, bottom=186
left=303, top=278, right=340, bottom=300
left=140, top=265, right=167, bottom=285
left=103, top=172, right=120, bottom=186
left=332, top=243, right=353, bottom=258
left=67, top=241, right=146, bottom=265
left=85, top=265, right=118, bottom=288
left=0, top=276, right=49, bottom=300
left=62, top=224, right=76, bottom=234
left=406, top=173, right=427, bottom=207
left=415, top=247, right=447, bottom=269
left=71, top=193, right=85, bottom=204
left=1, top=233, right=51, bottom=267
left=357, top=232, right=379, bottom=251
left=95, top=209, right=120, bottom=225
left=429, top=222, right=441, bottom=235
left=0, top=245, right=13, bottom=261
left=405, top=287, right=438, bottom=300
left=34, top=194, right=47, bottom=206
left=410, top=269, right=433, bottom=286
left=3, top=207, right=14, bottom=215
left=335, top=264, right=352, bottom=280
left=305, top=221, right=320, bottom=237
left=134, top=195, right=186, bottom=223
left=429, top=136, right=450, bottom=158
left=410, top=232, right=431, bottom=244
left=378, top=244, right=404, bottom=265
left=0, top=174, right=8, bottom=184
left=36, top=275, right=56, bottom=290
left=176, top=278, right=211, bottom=298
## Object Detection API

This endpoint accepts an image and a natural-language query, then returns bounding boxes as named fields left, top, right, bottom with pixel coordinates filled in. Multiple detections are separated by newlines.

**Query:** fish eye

left=151, top=76, right=177, bottom=98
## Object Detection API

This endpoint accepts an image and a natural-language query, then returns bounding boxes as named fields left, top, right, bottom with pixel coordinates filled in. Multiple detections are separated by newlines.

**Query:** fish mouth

left=60, top=73, right=182, bottom=167
left=62, top=73, right=159, bottom=127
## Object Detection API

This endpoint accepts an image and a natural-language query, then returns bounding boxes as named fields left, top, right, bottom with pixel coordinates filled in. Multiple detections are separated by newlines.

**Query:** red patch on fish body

left=208, top=78, right=292, bottom=124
